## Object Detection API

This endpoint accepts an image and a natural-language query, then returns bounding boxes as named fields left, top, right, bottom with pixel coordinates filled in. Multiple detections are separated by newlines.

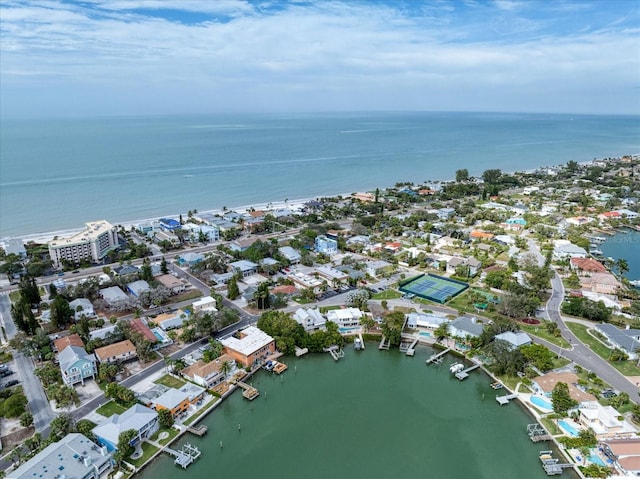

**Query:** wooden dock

left=164, top=443, right=202, bottom=469
left=378, top=336, right=390, bottom=350
left=539, top=451, right=573, bottom=476
left=187, top=425, right=208, bottom=436
left=323, top=345, right=345, bottom=361
left=273, top=361, right=288, bottom=374
left=235, top=381, right=260, bottom=400
left=455, top=363, right=480, bottom=380
left=426, top=347, right=451, bottom=364
left=406, top=338, right=419, bottom=356
left=496, top=393, right=518, bottom=405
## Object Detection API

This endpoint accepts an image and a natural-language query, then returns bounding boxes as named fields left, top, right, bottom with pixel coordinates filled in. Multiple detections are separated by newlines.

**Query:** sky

left=1, top=0, right=639, bottom=118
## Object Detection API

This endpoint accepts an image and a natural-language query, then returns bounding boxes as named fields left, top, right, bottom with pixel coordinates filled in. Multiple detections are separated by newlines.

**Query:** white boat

left=354, top=337, right=363, bottom=350
left=449, top=363, right=464, bottom=374
left=630, top=280, right=640, bottom=288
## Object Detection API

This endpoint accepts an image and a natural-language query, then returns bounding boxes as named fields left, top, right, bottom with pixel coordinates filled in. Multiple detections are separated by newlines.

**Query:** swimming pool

left=339, top=327, right=360, bottom=334
left=558, top=420, right=579, bottom=437
left=530, top=396, right=553, bottom=411
left=589, top=454, right=606, bottom=467
left=419, top=331, right=431, bottom=337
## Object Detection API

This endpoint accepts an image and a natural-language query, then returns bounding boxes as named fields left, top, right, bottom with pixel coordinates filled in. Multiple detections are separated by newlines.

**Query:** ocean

left=599, top=230, right=640, bottom=281
left=1, top=111, right=639, bottom=238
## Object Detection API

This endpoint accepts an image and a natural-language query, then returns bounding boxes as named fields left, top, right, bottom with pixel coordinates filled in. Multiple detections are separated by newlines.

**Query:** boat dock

left=235, top=381, right=260, bottom=400
left=455, top=363, right=480, bottom=380
left=405, top=338, right=419, bottom=356
left=164, top=443, right=202, bottom=469
left=539, top=451, right=573, bottom=476
left=273, top=361, right=288, bottom=374
left=426, top=347, right=451, bottom=364
left=358, top=333, right=365, bottom=349
left=378, top=336, right=390, bottom=350
left=187, top=424, right=208, bottom=436
left=496, top=393, right=518, bottom=405
left=323, top=345, right=345, bottom=361
left=295, top=346, right=309, bottom=357
left=527, top=424, right=552, bottom=443
left=354, top=334, right=365, bottom=350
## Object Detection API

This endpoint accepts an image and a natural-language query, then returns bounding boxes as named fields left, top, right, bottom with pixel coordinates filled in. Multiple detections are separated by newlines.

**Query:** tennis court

left=399, top=274, right=468, bottom=304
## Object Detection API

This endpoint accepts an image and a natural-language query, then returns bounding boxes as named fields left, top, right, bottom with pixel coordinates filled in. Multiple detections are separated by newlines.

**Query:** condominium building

left=48, top=220, right=119, bottom=267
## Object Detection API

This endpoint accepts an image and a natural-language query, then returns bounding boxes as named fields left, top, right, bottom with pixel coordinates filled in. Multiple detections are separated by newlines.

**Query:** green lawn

left=566, top=322, right=640, bottom=377
left=183, top=398, right=219, bottom=426
left=96, top=400, right=127, bottom=417
left=129, top=442, right=159, bottom=468
left=519, top=322, right=571, bottom=348
left=155, top=374, right=186, bottom=389
left=371, top=290, right=402, bottom=300
left=540, top=417, right=562, bottom=435
left=149, top=427, right=180, bottom=446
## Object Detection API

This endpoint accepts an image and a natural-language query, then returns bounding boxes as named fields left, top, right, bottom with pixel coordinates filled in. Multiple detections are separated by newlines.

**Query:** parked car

left=2, top=380, right=19, bottom=389
left=0, top=370, right=13, bottom=378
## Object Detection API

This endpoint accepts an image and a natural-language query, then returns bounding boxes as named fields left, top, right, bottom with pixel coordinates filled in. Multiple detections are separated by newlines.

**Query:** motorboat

left=354, top=337, right=363, bottom=350
left=449, top=362, right=464, bottom=374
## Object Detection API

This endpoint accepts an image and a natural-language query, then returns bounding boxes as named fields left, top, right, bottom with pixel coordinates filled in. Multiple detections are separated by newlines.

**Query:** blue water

left=600, top=231, right=640, bottom=281
left=1, top=112, right=639, bottom=237
left=338, top=326, right=360, bottom=333
left=419, top=331, right=432, bottom=337
left=558, top=420, right=580, bottom=437
left=588, top=454, right=606, bottom=467
left=530, top=396, right=553, bottom=410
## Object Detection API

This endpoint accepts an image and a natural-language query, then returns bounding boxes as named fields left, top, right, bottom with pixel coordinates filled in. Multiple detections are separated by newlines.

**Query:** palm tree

left=616, top=258, right=629, bottom=277
left=220, top=360, right=233, bottom=378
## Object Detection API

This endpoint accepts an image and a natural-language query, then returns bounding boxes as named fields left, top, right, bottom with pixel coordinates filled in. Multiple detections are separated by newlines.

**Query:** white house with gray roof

left=449, top=316, right=484, bottom=339
left=494, top=331, right=532, bottom=349
left=229, top=259, right=259, bottom=277
left=293, top=308, right=326, bottom=331
left=7, top=433, right=111, bottom=479
left=92, top=404, right=159, bottom=452
left=100, top=286, right=129, bottom=308
left=127, top=279, right=151, bottom=297
left=69, top=298, right=96, bottom=320
left=278, top=246, right=301, bottom=264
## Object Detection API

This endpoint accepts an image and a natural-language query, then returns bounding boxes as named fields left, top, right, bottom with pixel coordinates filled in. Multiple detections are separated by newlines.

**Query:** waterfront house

left=580, top=272, right=622, bottom=295
left=127, top=279, right=151, bottom=297
left=448, top=316, right=484, bottom=340
left=92, top=404, right=159, bottom=452
left=181, top=354, right=236, bottom=388
left=553, top=240, right=588, bottom=260
left=221, top=326, right=275, bottom=368
left=152, top=388, right=190, bottom=418
left=156, top=273, right=186, bottom=294
left=578, top=401, right=638, bottom=440
left=1, top=238, right=26, bottom=258
left=293, top=308, right=326, bottom=332
left=326, top=308, right=363, bottom=328
left=159, top=218, right=181, bottom=231
left=179, top=383, right=206, bottom=405
left=93, top=340, right=137, bottom=364
left=278, top=246, right=302, bottom=264
left=315, top=235, right=339, bottom=256
left=602, top=438, right=640, bottom=476
left=531, top=371, right=596, bottom=403
left=594, top=324, right=640, bottom=360
left=58, top=345, right=97, bottom=386
left=69, top=298, right=96, bottom=321
left=405, top=312, right=448, bottom=332
left=570, top=257, right=607, bottom=275
left=53, top=333, right=85, bottom=353
left=7, top=433, right=112, bottom=479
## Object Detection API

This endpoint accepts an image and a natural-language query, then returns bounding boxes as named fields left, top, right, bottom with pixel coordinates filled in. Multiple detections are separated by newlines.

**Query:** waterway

left=599, top=230, right=640, bottom=281
left=142, top=346, right=577, bottom=479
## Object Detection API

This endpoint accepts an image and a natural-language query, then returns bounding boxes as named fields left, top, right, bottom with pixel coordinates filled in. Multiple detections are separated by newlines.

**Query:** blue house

left=315, top=235, right=338, bottom=256
left=159, top=218, right=181, bottom=231
left=58, top=345, right=97, bottom=386
left=92, top=404, right=159, bottom=452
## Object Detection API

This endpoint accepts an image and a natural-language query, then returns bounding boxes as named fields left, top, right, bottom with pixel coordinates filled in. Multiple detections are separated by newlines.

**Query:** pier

left=273, top=361, right=288, bottom=374
left=378, top=336, right=390, bottom=350
left=425, top=347, right=451, bottom=364
left=295, top=346, right=309, bottom=357
left=527, top=424, right=552, bottom=443
left=164, top=443, right=202, bottom=469
left=234, top=380, right=260, bottom=400
left=357, top=333, right=365, bottom=350
left=405, top=338, right=419, bottom=356
left=539, top=451, right=573, bottom=476
left=495, top=393, right=518, bottom=405
left=187, top=424, right=208, bottom=436
left=323, top=345, right=345, bottom=361
left=455, top=363, right=480, bottom=380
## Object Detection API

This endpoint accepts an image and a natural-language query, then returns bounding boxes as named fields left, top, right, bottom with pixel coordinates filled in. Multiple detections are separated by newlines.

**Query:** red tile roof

left=570, top=257, right=607, bottom=273
left=131, top=318, right=158, bottom=343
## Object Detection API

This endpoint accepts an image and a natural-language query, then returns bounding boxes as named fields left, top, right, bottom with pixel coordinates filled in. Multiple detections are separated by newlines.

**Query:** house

left=159, top=218, right=181, bottom=231
left=326, top=308, right=363, bottom=328
left=580, top=272, right=622, bottom=295
left=229, top=236, right=261, bottom=252
left=220, top=326, right=275, bottom=368
left=177, top=252, right=204, bottom=266
left=366, top=260, right=393, bottom=277
left=315, top=235, right=338, bottom=256
left=1, top=238, right=26, bottom=258
left=100, top=286, right=130, bottom=309
left=229, top=260, right=259, bottom=277
left=58, top=345, right=97, bottom=386
left=181, top=354, right=236, bottom=388
left=211, top=272, right=235, bottom=284
left=155, top=309, right=189, bottom=331
left=69, top=298, right=96, bottom=320
left=531, top=371, right=596, bottom=403
left=448, top=316, right=484, bottom=339
left=94, top=340, right=137, bottom=364
left=289, top=271, right=323, bottom=293
left=178, top=382, right=206, bottom=405
left=553, top=240, right=588, bottom=260
left=315, top=265, right=348, bottom=285
left=278, top=246, right=302, bottom=264
left=156, top=273, right=186, bottom=294
left=437, top=207, right=456, bottom=220
left=53, top=334, right=85, bottom=353
left=469, top=230, right=494, bottom=240
left=494, top=331, right=532, bottom=349
left=293, top=308, right=326, bottom=331
left=578, top=401, right=638, bottom=440
left=446, top=257, right=482, bottom=277
left=595, top=324, right=640, bottom=360
left=615, top=208, right=640, bottom=219
left=346, top=235, right=371, bottom=247
left=570, top=257, right=607, bottom=275
left=352, top=192, right=375, bottom=202
left=92, top=404, right=159, bottom=451
left=130, top=318, right=158, bottom=344
left=7, top=433, right=112, bottom=479
left=192, top=295, right=218, bottom=313
left=602, top=438, right=640, bottom=476
left=152, top=388, right=191, bottom=418
left=405, top=313, right=448, bottom=332
left=181, top=222, right=219, bottom=242
left=271, top=284, right=299, bottom=296
left=127, top=279, right=151, bottom=297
